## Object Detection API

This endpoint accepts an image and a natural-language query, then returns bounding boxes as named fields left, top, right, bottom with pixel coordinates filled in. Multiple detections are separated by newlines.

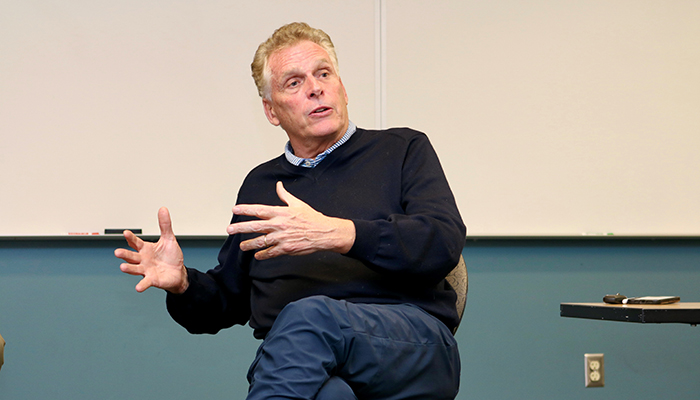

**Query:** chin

left=309, top=121, right=345, bottom=138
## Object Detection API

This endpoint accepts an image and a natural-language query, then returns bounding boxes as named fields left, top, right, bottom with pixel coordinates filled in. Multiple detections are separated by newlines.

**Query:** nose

left=307, top=76, right=323, bottom=98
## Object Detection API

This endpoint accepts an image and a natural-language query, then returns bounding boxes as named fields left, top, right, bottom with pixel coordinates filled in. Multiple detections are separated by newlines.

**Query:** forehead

left=268, top=41, right=333, bottom=78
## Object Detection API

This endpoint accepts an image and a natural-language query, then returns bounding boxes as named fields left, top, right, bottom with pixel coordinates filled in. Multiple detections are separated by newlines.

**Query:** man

left=116, top=22, right=466, bottom=400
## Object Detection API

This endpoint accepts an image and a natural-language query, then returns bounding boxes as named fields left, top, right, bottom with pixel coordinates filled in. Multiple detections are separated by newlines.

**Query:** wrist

left=168, top=266, right=190, bottom=295
left=334, top=218, right=356, bottom=254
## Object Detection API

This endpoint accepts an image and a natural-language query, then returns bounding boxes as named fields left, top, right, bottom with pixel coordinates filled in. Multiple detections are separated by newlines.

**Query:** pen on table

left=581, top=232, right=614, bottom=236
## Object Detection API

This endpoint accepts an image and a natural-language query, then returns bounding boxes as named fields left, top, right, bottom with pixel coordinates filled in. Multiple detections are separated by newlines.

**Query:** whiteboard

left=385, top=0, right=700, bottom=236
left=0, top=0, right=378, bottom=236
left=2, top=0, right=699, bottom=237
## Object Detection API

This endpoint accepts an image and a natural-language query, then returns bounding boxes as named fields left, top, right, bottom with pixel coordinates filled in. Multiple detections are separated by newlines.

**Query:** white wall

left=2, top=0, right=698, bottom=236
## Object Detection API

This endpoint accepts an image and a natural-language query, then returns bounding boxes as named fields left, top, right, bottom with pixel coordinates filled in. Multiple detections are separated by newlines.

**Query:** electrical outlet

left=584, top=353, right=605, bottom=387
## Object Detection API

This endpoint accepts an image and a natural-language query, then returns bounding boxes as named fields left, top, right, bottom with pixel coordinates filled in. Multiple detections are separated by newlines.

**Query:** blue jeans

left=246, top=296, right=460, bottom=400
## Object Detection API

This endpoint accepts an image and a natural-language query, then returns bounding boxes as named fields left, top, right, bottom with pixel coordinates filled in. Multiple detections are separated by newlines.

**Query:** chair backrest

left=0, top=332, right=5, bottom=371
left=444, top=255, right=468, bottom=334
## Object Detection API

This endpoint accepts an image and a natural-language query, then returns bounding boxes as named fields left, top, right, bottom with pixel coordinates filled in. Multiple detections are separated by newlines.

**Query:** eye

left=285, top=78, right=301, bottom=89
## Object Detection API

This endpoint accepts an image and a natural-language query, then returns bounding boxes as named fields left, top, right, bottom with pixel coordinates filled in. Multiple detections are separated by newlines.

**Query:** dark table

left=560, top=302, right=700, bottom=325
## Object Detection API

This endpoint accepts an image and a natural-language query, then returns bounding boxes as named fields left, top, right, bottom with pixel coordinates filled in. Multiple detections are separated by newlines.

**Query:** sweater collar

left=284, top=121, right=357, bottom=168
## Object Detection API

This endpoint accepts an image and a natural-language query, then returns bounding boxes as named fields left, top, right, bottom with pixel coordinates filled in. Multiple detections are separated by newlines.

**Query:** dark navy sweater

left=167, top=127, right=466, bottom=339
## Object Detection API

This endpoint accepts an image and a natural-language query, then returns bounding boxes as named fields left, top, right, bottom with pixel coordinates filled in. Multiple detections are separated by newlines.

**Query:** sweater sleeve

left=346, top=132, right=466, bottom=285
left=166, top=229, right=252, bottom=334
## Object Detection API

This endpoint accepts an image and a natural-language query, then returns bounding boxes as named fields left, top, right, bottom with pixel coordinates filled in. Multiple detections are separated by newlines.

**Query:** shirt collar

left=284, top=121, right=357, bottom=168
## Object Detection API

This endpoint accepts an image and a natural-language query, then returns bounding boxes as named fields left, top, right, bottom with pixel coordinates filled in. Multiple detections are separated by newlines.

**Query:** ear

left=262, top=98, right=280, bottom=126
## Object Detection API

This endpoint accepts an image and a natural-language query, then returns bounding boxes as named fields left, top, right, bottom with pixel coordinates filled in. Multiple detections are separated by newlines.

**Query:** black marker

left=105, top=229, right=143, bottom=235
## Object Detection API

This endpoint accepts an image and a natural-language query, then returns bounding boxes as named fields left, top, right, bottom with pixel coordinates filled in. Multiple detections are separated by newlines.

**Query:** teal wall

left=1, top=238, right=698, bottom=399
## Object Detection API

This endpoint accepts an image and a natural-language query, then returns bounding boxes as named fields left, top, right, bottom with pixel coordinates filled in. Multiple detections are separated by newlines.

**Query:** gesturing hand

left=115, top=207, right=189, bottom=294
left=227, top=181, right=356, bottom=260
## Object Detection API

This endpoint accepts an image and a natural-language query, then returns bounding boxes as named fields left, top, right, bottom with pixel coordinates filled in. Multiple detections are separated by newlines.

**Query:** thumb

left=276, top=181, right=302, bottom=207
left=158, top=207, right=176, bottom=240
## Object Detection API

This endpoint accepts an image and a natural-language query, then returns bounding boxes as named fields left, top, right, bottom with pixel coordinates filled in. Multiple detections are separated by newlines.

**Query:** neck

left=289, top=121, right=349, bottom=159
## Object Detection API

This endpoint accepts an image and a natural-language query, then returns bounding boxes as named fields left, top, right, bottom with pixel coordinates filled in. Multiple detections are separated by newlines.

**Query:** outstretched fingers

left=123, top=229, right=144, bottom=251
left=115, top=230, right=143, bottom=269
left=229, top=182, right=303, bottom=223
left=231, top=204, right=280, bottom=222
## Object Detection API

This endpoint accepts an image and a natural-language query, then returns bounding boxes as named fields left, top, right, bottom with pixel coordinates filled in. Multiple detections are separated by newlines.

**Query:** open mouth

left=311, top=107, right=331, bottom=115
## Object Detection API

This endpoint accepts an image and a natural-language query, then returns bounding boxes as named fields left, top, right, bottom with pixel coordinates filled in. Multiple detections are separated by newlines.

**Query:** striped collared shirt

left=284, top=121, right=357, bottom=168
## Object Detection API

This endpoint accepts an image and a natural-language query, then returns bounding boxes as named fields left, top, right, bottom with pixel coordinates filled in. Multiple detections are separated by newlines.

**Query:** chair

left=0, top=332, right=5, bottom=371
left=445, top=255, right=468, bottom=334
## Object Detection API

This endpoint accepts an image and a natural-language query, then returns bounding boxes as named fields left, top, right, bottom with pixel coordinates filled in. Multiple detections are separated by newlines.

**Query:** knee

left=283, top=295, right=336, bottom=315
left=268, top=296, right=348, bottom=343
left=315, top=376, right=357, bottom=400
left=276, top=296, right=343, bottom=327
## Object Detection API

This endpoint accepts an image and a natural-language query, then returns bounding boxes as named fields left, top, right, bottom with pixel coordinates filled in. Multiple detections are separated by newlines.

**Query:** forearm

left=166, top=236, right=252, bottom=334
left=166, top=268, right=251, bottom=334
left=347, top=214, right=465, bottom=284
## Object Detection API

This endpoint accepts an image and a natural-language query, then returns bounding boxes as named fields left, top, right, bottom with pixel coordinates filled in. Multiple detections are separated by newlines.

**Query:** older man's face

left=262, top=41, right=349, bottom=158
